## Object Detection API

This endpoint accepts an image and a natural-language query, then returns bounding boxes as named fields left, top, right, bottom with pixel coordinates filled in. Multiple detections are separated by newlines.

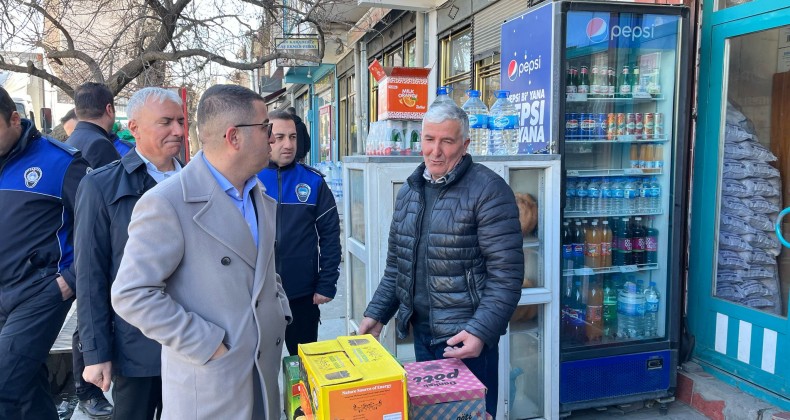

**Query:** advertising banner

left=500, top=2, right=555, bottom=154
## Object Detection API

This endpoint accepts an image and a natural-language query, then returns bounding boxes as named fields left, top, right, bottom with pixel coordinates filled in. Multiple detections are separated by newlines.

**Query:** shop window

left=384, top=48, right=403, bottom=67
left=475, top=53, right=501, bottom=108
left=338, top=74, right=357, bottom=158
left=369, top=71, right=378, bottom=123
left=716, top=0, right=756, bottom=11
left=405, top=38, right=417, bottom=67
left=440, top=28, right=472, bottom=105
left=714, top=25, right=790, bottom=317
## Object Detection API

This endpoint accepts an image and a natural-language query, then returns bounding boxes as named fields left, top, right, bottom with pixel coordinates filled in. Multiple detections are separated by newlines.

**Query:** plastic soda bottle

left=632, top=217, right=646, bottom=265
left=573, top=221, right=585, bottom=269
left=585, top=220, right=601, bottom=268
left=562, top=221, right=574, bottom=271
left=570, top=279, right=587, bottom=344
left=644, top=281, right=660, bottom=337
left=600, top=220, right=612, bottom=268
left=461, top=90, right=489, bottom=155
left=488, top=90, right=519, bottom=155
left=646, top=221, right=659, bottom=264
left=586, top=277, right=603, bottom=343
left=603, top=277, right=618, bottom=337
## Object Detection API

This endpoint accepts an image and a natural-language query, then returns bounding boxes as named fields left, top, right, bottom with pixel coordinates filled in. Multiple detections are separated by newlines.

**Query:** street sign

left=275, top=35, right=320, bottom=67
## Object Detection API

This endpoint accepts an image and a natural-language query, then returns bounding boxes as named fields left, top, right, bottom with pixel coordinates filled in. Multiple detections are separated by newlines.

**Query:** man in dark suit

left=66, top=83, right=120, bottom=170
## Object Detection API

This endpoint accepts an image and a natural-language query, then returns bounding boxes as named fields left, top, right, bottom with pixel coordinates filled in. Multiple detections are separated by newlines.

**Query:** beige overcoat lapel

left=182, top=150, right=257, bottom=268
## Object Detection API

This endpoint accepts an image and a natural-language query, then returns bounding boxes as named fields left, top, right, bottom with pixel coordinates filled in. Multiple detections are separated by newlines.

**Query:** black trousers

left=284, top=295, right=320, bottom=356
left=112, top=375, right=162, bottom=420
left=0, top=280, right=73, bottom=419
left=72, top=327, right=104, bottom=400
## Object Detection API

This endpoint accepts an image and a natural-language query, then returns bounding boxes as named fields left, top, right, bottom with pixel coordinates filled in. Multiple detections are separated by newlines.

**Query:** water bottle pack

left=617, top=281, right=646, bottom=338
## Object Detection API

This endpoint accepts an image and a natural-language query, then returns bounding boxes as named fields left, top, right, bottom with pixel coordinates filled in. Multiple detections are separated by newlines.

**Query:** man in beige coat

left=111, top=84, right=290, bottom=419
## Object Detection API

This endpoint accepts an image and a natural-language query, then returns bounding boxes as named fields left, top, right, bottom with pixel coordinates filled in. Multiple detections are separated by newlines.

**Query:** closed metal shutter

left=473, top=0, right=533, bottom=58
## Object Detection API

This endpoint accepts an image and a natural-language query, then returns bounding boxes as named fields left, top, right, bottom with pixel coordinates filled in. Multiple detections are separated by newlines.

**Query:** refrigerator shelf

left=563, top=209, right=664, bottom=218
left=566, top=168, right=663, bottom=177
left=562, top=263, right=659, bottom=277
left=565, top=93, right=665, bottom=103
left=565, top=135, right=669, bottom=144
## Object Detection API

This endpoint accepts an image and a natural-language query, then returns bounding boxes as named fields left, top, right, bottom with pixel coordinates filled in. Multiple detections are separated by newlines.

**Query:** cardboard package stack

left=404, top=358, right=488, bottom=420
left=366, top=59, right=429, bottom=156
left=297, top=334, right=407, bottom=420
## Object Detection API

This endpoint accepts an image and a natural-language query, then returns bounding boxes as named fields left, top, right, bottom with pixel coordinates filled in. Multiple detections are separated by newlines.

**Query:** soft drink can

left=594, top=113, right=607, bottom=138
left=616, top=113, right=627, bottom=136
left=626, top=113, right=636, bottom=135
left=634, top=113, right=644, bottom=139
left=580, top=113, right=596, bottom=138
left=566, top=113, right=580, bottom=138
left=654, top=113, right=664, bottom=139
left=643, top=113, right=655, bottom=138
left=607, top=113, right=617, bottom=140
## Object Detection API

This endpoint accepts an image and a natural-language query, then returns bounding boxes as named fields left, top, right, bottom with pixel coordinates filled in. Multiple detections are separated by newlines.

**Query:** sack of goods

left=297, top=335, right=407, bottom=420
left=404, top=358, right=488, bottom=420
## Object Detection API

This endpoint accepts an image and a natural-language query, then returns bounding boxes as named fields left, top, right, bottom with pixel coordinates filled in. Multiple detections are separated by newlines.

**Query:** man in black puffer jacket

left=359, top=103, right=524, bottom=418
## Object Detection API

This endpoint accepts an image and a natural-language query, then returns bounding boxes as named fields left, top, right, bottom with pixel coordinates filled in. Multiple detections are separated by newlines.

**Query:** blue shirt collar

left=201, top=153, right=257, bottom=200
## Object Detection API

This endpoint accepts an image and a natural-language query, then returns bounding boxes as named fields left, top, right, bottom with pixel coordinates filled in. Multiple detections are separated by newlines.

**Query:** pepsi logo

left=507, top=60, right=518, bottom=81
left=586, top=17, right=608, bottom=43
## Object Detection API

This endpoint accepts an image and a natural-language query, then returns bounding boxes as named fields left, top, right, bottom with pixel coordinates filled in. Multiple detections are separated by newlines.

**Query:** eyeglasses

left=225, top=121, right=273, bottom=138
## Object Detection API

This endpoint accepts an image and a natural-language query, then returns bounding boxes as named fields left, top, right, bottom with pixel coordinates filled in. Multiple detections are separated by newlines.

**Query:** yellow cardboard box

left=298, top=335, right=408, bottom=420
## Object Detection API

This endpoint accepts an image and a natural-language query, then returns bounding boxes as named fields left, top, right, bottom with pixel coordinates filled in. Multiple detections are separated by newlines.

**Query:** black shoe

left=78, top=395, right=113, bottom=418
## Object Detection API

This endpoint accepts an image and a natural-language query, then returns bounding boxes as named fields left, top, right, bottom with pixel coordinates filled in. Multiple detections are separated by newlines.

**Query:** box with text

left=298, top=335, right=408, bottom=420
left=404, top=358, right=487, bottom=420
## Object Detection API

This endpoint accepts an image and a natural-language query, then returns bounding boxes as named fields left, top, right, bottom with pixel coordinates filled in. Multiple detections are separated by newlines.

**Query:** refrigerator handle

left=776, top=207, right=790, bottom=248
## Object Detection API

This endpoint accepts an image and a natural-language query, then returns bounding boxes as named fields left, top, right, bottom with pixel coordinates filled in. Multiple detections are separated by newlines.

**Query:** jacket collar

left=407, top=154, right=473, bottom=190
left=6, top=119, right=39, bottom=157
left=267, top=160, right=297, bottom=171
left=74, top=120, right=111, bottom=137
left=108, top=147, right=156, bottom=203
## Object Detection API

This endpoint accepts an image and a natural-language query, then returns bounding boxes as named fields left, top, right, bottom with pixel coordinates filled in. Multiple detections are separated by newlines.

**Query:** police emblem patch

left=24, top=167, right=42, bottom=188
left=295, top=183, right=311, bottom=202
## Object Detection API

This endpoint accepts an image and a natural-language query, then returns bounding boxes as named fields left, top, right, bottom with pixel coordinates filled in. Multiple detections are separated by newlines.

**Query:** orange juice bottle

left=654, top=144, right=664, bottom=170
left=630, top=144, right=640, bottom=168
left=639, top=144, right=652, bottom=169
left=600, top=220, right=612, bottom=268
left=585, top=220, right=601, bottom=269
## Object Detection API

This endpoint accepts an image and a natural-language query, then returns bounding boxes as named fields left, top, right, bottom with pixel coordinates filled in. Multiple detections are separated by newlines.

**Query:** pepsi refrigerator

left=501, top=1, right=692, bottom=414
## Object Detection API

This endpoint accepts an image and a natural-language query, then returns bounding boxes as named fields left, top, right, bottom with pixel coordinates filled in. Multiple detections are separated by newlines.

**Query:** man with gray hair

left=75, top=87, right=184, bottom=419
left=359, top=103, right=524, bottom=417
left=111, top=84, right=290, bottom=419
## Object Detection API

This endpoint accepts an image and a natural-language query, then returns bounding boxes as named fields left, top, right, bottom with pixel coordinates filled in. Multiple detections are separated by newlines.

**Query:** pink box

left=404, top=358, right=487, bottom=419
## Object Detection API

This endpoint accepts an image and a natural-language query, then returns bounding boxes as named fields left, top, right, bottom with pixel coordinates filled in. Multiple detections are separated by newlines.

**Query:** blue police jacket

left=0, top=119, right=88, bottom=298
left=257, top=161, right=341, bottom=300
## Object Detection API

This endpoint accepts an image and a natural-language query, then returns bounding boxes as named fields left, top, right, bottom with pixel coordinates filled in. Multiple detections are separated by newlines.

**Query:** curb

left=677, top=361, right=789, bottom=420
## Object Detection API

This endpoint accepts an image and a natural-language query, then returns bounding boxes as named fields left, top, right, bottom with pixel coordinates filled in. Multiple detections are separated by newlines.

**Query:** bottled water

left=600, top=178, right=613, bottom=214
left=617, top=281, right=645, bottom=338
left=649, top=177, right=661, bottom=212
left=575, top=178, right=589, bottom=214
left=611, top=177, right=625, bottom=214
left=461, top=90, right=489, bottom=155
left=644, top=281, right=660, bottom=337
left=587, top=178, right=601, bottom=213
left=638, top=178, right=649, bottom=212
left=488, top=90, right=519, bottom=155
left=623, top=177, right=637, bottom=214
left=430, top=86, right=456, bottom=108
left=566, top=179, right=577, bottom=212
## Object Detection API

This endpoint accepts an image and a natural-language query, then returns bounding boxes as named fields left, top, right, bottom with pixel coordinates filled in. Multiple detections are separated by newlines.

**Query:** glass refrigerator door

left=560, top=10, right=682, bottom=350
